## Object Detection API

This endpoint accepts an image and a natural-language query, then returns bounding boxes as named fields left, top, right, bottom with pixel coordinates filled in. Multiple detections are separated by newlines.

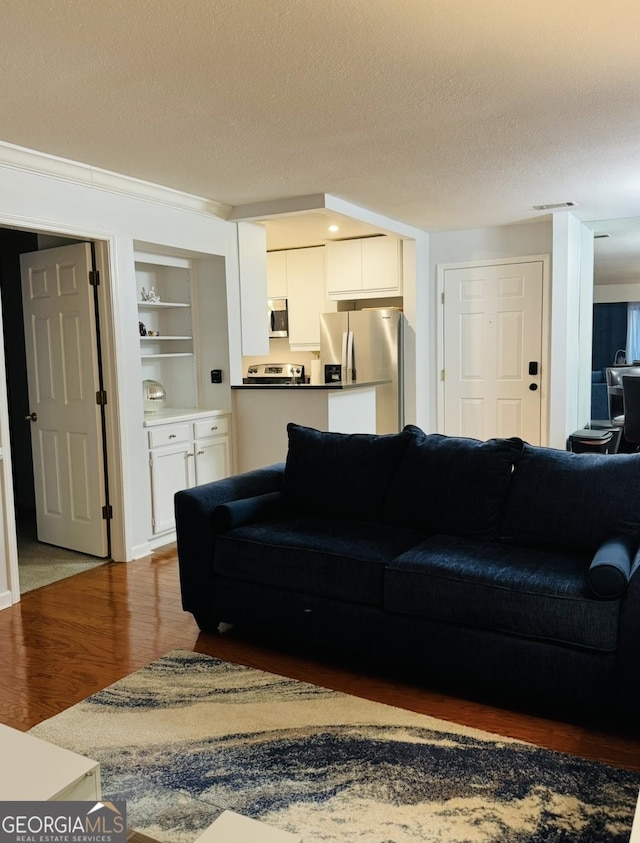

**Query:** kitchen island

left=232, top=381, right=389, bottom=472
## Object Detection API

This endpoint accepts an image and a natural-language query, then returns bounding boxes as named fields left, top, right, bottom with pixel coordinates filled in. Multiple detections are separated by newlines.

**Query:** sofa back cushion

left=282, top=423, right=413, bottom=522
left=384, top=428, right=524, bottom=536
left=500, top=444, right=640, bottom=552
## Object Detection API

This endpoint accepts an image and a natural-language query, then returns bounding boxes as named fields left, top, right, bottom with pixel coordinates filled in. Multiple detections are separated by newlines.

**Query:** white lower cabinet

left=148, top=413, right=230, bottom=535
left=150, top=442, right=195, bottom=535
left=195, top=438, right=229, bottom=485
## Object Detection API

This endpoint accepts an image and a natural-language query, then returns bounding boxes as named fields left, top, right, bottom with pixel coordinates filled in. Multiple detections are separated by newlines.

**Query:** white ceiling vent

left=532, top=201, right=577, bottom=211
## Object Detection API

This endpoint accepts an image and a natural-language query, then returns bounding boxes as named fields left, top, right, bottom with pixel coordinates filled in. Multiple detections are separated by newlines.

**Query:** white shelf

left=141, top=352, right=194, bottom=359
left=138, top=300, right=190, bottom=308
left=138, top=301, right=191, bottom=309
left=140, top=336, right=192, bottom=341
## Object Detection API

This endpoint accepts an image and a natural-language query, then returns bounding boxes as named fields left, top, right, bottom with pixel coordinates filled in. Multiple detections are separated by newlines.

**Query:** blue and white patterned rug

left=30, top=650, right=639, bottom=842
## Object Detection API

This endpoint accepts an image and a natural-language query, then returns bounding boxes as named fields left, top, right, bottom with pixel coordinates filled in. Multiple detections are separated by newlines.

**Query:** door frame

left=0, top=219, right=122, bottom=605
left=436, top=254, right=551, bottom=446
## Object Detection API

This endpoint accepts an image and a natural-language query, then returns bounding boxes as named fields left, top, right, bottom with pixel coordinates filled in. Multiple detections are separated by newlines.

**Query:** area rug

left=30, top=650, right=639, bottom=843
left=17, top=519, right=106, bottom=593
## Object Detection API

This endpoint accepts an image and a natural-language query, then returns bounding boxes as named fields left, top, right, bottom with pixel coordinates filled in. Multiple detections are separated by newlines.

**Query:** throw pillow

left=383, top=428, right=525, bottom=536
left=282, top=422, right=414, bottom=522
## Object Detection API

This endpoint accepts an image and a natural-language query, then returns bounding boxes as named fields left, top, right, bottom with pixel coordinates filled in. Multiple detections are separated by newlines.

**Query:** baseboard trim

left=131, top=532, right=177, bottom=560
left=0, top=589, right=14, bottom=610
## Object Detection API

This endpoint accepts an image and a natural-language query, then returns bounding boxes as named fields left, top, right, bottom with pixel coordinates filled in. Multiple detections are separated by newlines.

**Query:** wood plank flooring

left=1, top=543, right=639, bottom=775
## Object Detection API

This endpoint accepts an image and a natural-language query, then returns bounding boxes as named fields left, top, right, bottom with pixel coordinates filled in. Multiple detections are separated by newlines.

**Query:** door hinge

left=441, top=291, right=445, bottom=304
left=102, top=505, right=113, bottom=520
left=89, top=270, right=100, bottom=286
left=96, top=390, right=108, bottom=405
left=440, top=369, right=445, bottom=381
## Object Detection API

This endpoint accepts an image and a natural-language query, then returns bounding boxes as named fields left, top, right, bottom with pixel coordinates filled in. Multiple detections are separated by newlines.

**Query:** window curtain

left=626, top=302, right=640, bottom=365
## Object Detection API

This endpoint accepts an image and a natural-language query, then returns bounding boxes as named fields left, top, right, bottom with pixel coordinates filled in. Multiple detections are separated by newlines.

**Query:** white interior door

left=20, top=243, right=108, bottom=557
left=443, top=260, right=544, bottom=444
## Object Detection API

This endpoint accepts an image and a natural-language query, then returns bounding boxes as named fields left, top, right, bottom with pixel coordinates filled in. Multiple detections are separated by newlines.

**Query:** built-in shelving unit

left=136, top=253, right=196, bottom=407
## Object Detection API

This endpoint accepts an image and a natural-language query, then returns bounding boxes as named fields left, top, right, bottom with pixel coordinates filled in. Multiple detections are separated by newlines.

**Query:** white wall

left=594, top=283, right=640, bottom=303
left=0, top=152, right=242, bottom=602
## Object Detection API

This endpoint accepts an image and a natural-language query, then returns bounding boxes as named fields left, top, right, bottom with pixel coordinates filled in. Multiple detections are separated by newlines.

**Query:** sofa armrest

left=588, top=534, right=639, bottom=597
left=175, top=463, right=285, bottom=620
left=616, top=545, right=640, bottom=707
left=212, top=491, right=284, bottom=533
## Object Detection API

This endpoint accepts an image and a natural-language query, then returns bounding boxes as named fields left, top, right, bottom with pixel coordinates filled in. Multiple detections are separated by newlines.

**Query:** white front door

left=20, top=243, right=108, bottom=557
left=442, top=260, right=544, bottom=444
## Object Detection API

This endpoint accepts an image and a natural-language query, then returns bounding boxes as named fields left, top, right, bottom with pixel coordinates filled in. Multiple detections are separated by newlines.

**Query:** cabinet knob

left=187, top=452, right=194, bottom=457
left=197, top=449, right=204, bottom=455
left=169, top=433, right=177, bottom=439
left=211, top=426, right=218, bottom=431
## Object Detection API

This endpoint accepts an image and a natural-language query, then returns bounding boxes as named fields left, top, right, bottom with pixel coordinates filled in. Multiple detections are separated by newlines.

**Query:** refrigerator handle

left=346, top=330, right=355, bottom=382
left=341, top=331, right=349, bottom=381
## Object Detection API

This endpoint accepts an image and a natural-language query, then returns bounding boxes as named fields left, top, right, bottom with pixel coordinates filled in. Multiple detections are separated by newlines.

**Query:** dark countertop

left=233, top=380, right=391, bottom=390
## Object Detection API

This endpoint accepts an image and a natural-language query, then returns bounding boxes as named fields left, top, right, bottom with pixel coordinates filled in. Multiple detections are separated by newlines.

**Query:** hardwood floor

left=1, top=543, right=639, bottom=774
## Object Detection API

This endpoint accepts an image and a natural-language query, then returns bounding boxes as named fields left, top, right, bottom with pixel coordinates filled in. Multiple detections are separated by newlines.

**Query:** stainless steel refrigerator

left=319, top=308, right=404, bottom=434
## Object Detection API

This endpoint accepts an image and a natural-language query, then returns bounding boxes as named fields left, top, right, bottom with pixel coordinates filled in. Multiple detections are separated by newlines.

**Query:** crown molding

left=0, top=141, right=232, bottom=219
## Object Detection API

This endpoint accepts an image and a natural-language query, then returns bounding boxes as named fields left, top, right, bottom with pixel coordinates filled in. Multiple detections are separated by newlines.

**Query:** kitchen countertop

left=233, top=380, right=391, bottom=390
left=143, top=407, right=228, bottom=426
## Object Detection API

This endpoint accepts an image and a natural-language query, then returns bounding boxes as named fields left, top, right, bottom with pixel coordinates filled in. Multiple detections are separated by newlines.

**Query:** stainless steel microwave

left=268, top=298, right=289, bottom=338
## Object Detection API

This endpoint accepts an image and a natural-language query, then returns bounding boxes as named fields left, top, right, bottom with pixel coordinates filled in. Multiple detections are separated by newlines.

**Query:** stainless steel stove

left=245, top=362, right=306, bottom=385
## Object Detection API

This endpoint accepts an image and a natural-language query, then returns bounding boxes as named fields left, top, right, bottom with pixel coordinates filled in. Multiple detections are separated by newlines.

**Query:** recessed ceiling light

left=532, top=201, right=576, bottom=211
left=328, top=224, right=339, bottom=233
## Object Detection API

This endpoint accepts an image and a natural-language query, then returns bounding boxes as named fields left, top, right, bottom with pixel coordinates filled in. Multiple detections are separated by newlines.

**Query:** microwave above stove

left=268, top=298, right=288, bottom=338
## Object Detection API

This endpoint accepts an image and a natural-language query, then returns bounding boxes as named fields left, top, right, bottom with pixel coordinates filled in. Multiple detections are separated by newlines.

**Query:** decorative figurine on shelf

left=140, top=286, right=160, bottom=303
left=139, top=321, right=147, bottom=336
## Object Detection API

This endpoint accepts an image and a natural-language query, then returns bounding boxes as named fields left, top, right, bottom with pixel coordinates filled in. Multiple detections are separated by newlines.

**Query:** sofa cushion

left=214, top=515, right=424, bottom=606
left=282, top=423, right=413, bottom=522
left=385, top=535, right=620, bottom=652
left=500, top=445, right=640, bottom=553
left=384, top=428, right=524, bottom=536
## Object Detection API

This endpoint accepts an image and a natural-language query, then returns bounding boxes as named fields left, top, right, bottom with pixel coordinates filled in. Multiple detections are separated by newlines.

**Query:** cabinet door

left=150, top=444, right=194, bottom=534
left=362, top=237, right=402, bottom=293
left=286, top=247, right=336, bottom=350
left=267, top=251, right=288, bottom=299
left=326, top=239, right=362, bottom=295
left=195, top=439, right=229, bottom=485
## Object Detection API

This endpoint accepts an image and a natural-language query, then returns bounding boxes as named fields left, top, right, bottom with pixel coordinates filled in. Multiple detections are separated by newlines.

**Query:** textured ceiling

left=2, top=0, right=640, bottom=248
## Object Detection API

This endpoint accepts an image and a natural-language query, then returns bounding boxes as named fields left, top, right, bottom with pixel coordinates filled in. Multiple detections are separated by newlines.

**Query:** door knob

left=25, top=412, right=38, bottom=422
left=529, top=384, right=538, bottom=391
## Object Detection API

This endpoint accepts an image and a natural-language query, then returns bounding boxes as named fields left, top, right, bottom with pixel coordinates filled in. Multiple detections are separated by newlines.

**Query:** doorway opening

left=0, top=227, right=111, bottom=594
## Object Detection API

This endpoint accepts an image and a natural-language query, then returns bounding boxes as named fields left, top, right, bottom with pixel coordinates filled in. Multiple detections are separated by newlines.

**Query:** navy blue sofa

left=175, top=423, right=640, bottom=722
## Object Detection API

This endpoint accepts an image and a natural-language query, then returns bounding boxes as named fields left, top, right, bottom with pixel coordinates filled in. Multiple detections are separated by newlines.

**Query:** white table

left=194, top=810, right=303, bottom=842
left=0, top=723, right=101, bottom=801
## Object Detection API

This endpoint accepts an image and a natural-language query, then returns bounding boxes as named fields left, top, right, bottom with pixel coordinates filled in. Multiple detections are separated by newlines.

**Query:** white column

left=550, top=212, right=593, bottom=448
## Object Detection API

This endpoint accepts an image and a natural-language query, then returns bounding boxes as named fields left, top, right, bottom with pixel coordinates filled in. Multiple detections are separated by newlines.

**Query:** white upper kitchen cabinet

left=267, top=251, right=288, bottom=298
left=268, top=246, right=337, bottom=351
left=326, top=235, right=403, bottom=299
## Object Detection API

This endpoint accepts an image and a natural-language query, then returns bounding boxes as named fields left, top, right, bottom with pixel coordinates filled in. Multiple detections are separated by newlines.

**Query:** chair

left=622, top=375, right=640, bottom=448
left=606, top=365, right=640, bottom=425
